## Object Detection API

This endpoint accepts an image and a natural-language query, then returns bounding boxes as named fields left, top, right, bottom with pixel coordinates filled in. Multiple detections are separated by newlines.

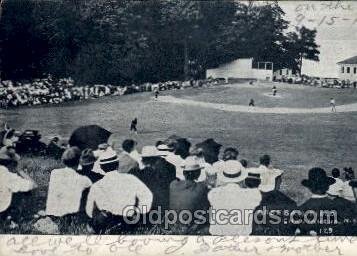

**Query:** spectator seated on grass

left=46, top=137, right=65, bottom=160
left=78, top=149, right=104, bottom=183
left=45, top=147, right=92, bottom=233
left=298, top=167, right=357, bottom=236
left=130, top=146, right=175, bottom=212
left=0, top=146, right=37, bottom=229
left=252, top=170, right=297, bottom=236
left=208, top=161, right=262, bottom=236
left=117, top=139, right=140, bottom=173
left=247, top=154, right=284, bottom=193
left=327, top=168, right=344, bottom=197
left=169, top=157, right=210, bottom=235
left=86, top=148, right=153, bottom=234
left=342, top=167, right=355, bottom=201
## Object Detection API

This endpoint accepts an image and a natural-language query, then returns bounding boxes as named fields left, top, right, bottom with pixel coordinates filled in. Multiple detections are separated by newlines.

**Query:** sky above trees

left=280, top=1, right=357, bottom=77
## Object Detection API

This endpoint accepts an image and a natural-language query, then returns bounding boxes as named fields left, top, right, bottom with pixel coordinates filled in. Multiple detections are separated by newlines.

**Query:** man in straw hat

left=208, top=161, right=262, bottom=236
left=86, top=147, right=153, bottom=234
left=169, top=156, right=210, bottom=234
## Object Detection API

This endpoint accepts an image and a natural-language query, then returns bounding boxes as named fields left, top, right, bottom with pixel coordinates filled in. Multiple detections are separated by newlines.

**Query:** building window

left=347, top=67, right=350, bottom=73
left=266, top=63, right=272, bottom=70
left=354, top=67, right=356, bottom=74
left=280, top=70, right=282, bottom=75
left=342, top=66, right=344, bottom=73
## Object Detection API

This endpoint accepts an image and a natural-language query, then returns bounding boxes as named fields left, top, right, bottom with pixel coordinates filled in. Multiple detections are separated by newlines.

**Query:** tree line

left=0, top=0, right=320, bottom=85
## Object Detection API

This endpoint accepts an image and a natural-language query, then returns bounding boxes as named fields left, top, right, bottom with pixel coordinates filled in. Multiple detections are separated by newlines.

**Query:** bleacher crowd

left=0, top=76, right=224, bottom=109
left=1, top=125, right=357, bottom=236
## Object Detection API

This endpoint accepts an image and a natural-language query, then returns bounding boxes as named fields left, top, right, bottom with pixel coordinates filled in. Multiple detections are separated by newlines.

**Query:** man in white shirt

left=247, top=154, right=284, bottom=192
left=156, top=143, right=185, bottom=179
left=327, top=168, right=344, bottom=197
left=0, top=147, right=37, bottom=218
left=86, top=148, right=153, bottom=234
left=208, top=165, right=262, bottom=236
left=46, top=147, right=92, bottom=218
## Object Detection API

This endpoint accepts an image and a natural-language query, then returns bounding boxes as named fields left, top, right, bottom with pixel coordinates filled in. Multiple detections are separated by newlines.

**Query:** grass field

left=2, top=81, right=357, bottom=233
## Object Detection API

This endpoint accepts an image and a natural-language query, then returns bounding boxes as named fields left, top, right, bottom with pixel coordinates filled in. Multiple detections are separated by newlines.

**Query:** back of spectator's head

left=331, top=168, right=340, bottom=179
left=99, top=148, right=119, bottom=172
left=79, top=148, right=96, bottom=172
left=240, top=159, right=248, bottom=168
left=183, top=169, right=201, bottom=181
left=62, top=147, right=81, bottom=168
left=260, top=154, right=271, bottom=167
left=122, top=139, right=136, bottom=153
left=245, top=173, right=261, bottom=188
left=223, top=147, right=239, bottom=161
left=344, top=167, right=355, bottom=180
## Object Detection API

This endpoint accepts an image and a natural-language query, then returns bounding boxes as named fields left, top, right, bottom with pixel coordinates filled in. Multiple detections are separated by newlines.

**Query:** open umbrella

left=164, top=135, right=191, bottom=159
left=194, top=138, right=222, bottom=164
left=69, top=125, right=111, bottom=150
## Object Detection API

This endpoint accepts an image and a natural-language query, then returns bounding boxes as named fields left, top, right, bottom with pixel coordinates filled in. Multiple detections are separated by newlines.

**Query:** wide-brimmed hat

left=217, top=160, right=247, bottom=183
left=181, top=156, right=203, bottom=172
left=141, top=146, right=167, bottom=157
left=302, top=167, right=335, bottom=190
left=80, top=148, right=96, bottom=166
left=99, top=148, right=119, bottom=165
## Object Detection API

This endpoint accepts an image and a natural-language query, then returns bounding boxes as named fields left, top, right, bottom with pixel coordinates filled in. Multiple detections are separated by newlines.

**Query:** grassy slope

left=2, top=82, right=357, bottom=233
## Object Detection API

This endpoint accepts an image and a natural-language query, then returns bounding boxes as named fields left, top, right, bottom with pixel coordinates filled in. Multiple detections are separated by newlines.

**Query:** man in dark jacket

left=129, top=146, right=175, bottom=212
left=252, top=170, right=297, bottom=235
left=169, top=156, right=210, bottom=234
left=298, top=167, right=356, bottom=236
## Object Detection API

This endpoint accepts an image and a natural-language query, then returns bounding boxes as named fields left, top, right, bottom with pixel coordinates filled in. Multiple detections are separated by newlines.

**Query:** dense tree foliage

left=0, top=0, right=319, bottom=85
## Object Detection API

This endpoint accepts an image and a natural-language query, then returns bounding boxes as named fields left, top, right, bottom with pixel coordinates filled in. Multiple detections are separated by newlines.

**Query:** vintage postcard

left=1, top=0, right=357, bottom=255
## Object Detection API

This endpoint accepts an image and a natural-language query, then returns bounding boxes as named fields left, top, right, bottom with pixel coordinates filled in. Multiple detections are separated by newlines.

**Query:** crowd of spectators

left=1, top=124, right=357, bottom=236
left=0, top=76, right=225, bottom=109
left=274, top=74, right=357, bottom=89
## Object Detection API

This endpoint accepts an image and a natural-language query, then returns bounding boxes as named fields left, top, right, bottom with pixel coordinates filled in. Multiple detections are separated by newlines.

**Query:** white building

left=206, top=58, right=273, bottom=81
left=273, top=68, right=296, bottom=81
left=337, top=56, right=357, bottom=81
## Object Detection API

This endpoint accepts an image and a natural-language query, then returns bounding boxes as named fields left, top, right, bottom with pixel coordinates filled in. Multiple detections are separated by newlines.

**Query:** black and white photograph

left=1, top=0, right=357, bottom=251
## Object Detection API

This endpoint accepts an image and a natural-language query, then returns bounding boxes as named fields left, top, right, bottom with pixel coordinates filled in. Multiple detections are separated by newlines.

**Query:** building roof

left=337, top=56, right=357, bottom=65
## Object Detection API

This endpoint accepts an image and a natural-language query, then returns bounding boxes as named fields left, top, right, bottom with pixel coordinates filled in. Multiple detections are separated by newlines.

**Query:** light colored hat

left=181, top=156, right=203, bottom=172
left=156, top=144, right=172, bottom=151
left=218, top=160, right=247, bottom=183
left=99, top=148, right=119, bottom=165
left=142, top=146, right=168, bottom=157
